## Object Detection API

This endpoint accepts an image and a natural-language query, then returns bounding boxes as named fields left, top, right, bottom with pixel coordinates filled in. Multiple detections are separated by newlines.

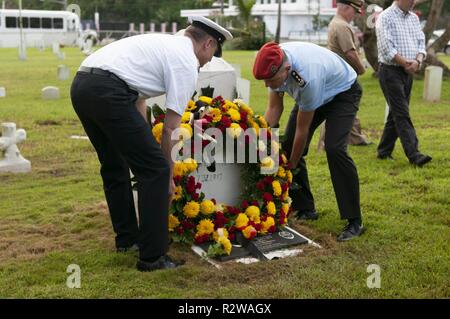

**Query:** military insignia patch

left=271, top=65, right=278, bottom=74
left=291, top=71, right=306, bottom=88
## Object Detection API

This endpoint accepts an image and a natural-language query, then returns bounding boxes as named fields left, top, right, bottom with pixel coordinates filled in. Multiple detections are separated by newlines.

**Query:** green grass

left=0, top=48, right=449, bottom=298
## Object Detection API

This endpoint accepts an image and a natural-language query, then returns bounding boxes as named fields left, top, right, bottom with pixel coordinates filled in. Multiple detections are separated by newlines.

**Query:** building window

left=30, top=17, right=40, bottom=29
left=6, top=16, right=17, bottom=28
left=19, top=17, right=29, bottom=28
left=53, top=18, right=63, bottom=29
left=42, top=17, right=52, bottom=29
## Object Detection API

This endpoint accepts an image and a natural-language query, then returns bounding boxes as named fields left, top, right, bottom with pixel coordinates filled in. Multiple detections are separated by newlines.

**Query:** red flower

left=263, top=192, right=273, bottom=202
left=228, top=232, right=236, bottom=242
left=240, top=111, right=248, bottom=123
left=281, top=183, right=288, bottom=193
left=192, top=193, right=200, bottom=201
left=256, top=181, right=265, bottom=191
left=214, top=212, right=228, bottom=229
left=241, top=200, right=249, bottom=210
left=268, top=225, right=276, bottom=233
left=194, top=234, right=210, bottom=244
left=264, top=176, right=274, bottom=185
left=173, top=176, right=182, bottom=185
left=252, top=200, right=259, bottom=207
left=176, top=226, right=184, bottom=235
left=239, top=122, right=248, bottom=131
left=220, top=116, right=232, bottom=128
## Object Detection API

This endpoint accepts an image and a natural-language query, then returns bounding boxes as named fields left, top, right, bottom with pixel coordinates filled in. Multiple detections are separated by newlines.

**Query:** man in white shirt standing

left=376, top=0, right=432, bottom=166
left=70, top=17, right=232, bottom=272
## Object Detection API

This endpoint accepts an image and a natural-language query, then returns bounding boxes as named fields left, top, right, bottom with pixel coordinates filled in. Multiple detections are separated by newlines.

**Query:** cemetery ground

left=0, top=48, right=449, bottom=298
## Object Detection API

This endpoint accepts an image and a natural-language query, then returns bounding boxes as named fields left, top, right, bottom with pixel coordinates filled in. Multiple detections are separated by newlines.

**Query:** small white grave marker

left=52, top=42, right=60, bottom=55
left=0, top=123, right=31, bottom=173
left=42, top=86, right=60, bottom=100
left=58, top=65, right=70, bottom=81
left=0, top=87, right=5, bottom=98
left=423, top=66, right=443, bottom=102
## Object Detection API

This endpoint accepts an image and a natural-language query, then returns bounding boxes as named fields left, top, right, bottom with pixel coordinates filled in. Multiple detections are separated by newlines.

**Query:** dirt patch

left=0, top=201, right=112, bottom=264
left=35, top=120, right=62, bottom=126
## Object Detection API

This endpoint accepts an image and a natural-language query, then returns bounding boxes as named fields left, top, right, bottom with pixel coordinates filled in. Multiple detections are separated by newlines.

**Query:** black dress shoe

left=377, top=153, right=394, bottom=160
left=337, top=222, right=365, bottom=242
left=136, top=255, right=184, bottom=272
left=296, top=210, right=319, bottom=220
left=116, top=243, right=139, bottom=253
left=411, top=154, right=432, bottom=167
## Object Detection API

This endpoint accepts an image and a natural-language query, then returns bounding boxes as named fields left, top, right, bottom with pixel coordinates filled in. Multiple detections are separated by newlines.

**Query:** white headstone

left=236, top=78, right=250, bottom=105
left=0, top=123, right=31, bottom=173
left=129, top=23, right=135, bottom=32
left=161, top=23, right=166, bottom=33
left=423, top=66, right=443, bottom=102
left=231, top=64, right=242, bottom=78
left=172, top=22, right=177, bottom=34
left=52, top=42, right=60, bottom=55
left=0, top=87, right=5, bottom=98
left=57, top=65, right=70, bottom=81
left=150, top=23, right=155, bottom=33
left=42, top=86, right=60, bottom=100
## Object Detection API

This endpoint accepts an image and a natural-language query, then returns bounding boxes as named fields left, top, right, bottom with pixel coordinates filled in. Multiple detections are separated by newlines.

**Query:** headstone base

left=0, top=157, right=31, bottom=173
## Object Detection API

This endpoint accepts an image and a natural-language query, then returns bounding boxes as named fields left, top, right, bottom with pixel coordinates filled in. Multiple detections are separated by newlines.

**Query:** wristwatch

left=415, top=58, right=422, bottom=69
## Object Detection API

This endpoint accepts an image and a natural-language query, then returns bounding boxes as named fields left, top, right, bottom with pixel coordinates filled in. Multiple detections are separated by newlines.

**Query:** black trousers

left=377, top=64, right=421, bottom=161
left=70, top=71, right=170, bottom=260
left=283, top=81, right=362, bottom=220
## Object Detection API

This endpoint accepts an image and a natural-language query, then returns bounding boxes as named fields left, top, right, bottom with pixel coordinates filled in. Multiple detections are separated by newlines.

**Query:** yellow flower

left=219, top=237, right=232, bottom=255
left=242, top=225, right=257, bottom=239
left=266, top=201, right=276, bottom=215
left=282, top=191, right=289, bottom=201
left=245, top=205, right=261, bottom=223
left=209, top=107, right=222, bottom=123
left=173, top=161, right=187, bottom=177
left=261, top=157, right=275, bottom=170
left=181, top=112, right=192, bottom=123
left=197, top=219, right=215, bottom=236
left=272, top=180, right=282, bottom=197
left=235, top=213, right=249, bottom=229
left=287, top=170, right=293, bottom=184
left=172, top=185, right=183, bottom=201
left=200, top=200, right=215, bottom=215
left=183, top=158, right=198, bottom=174
left=168, top=214, right=180, bottom=231
left=183, top=201, right=200, bottom=218
left=249, top=120, right=260, bottom=135
left=186, top=100, right=197, bottom=112
left=281, top=154, right=288, bottom=164
left=277, top=167, right=286, bottom=178
left=257, top=115, right=268, bottom=128
left=152, top=123, right=164, bottom=144
left=261, top=216, right=275, bottom=234
left=199, top=96, right=213, bottom=105
left=213, top=228, right=229, bottom=242
left=225, top=100, right=239, bottom=110
left=271, top=140, right=280, bottom=155
left=179, top=123, right=193, bottom=140
left=234, top=99, right=254, bottom=116
left=227, top=123, right=242, bottom=139
left=227, top=108, right=241, bottom=122
left=281, top=203, right=290, bottom=215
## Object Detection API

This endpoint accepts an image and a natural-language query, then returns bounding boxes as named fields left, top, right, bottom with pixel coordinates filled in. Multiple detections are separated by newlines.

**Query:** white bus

left=0, top=9, right=81, bottom=48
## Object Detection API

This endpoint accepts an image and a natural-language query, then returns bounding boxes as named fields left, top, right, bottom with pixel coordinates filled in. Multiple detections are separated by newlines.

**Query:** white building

left=181, top=0, right=338, bottom=44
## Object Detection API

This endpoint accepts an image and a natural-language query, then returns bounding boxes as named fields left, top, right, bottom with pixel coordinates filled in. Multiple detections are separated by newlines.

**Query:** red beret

left=253, top=42, right=284, bottom=80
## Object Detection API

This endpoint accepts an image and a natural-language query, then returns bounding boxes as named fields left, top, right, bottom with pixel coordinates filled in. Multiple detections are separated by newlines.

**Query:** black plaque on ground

left=244, top=227, right=309, bottom=260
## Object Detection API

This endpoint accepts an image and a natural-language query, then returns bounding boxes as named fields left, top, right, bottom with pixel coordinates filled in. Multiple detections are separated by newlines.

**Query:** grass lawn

left=0, top=48, right=449, bottom=298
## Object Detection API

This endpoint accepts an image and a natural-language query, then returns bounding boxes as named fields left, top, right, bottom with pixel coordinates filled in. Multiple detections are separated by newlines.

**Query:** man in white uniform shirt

left=70, top=17, right=232, bottom=272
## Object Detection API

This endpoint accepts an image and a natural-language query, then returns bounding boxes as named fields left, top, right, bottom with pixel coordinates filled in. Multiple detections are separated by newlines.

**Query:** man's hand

left=404, top=60, right=419, bottom=75
left=161, top=109, right=182, bottom=197
left=265, top=91, right=284, bottom=127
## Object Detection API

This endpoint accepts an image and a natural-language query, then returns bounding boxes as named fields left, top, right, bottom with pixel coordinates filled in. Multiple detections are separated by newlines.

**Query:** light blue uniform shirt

left=273, top=42, right=357, bottom=112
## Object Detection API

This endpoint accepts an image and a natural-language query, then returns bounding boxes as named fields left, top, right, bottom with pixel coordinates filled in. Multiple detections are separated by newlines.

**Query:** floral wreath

left=150, top=94, right=294, bottom=257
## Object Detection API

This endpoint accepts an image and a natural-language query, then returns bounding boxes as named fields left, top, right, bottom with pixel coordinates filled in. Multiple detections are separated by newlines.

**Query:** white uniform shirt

left=81, top=34, right=199, bottom=116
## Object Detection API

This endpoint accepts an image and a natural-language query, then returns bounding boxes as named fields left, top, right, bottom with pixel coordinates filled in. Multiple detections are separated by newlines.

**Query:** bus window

left=30, top=17, right=40, bottom=29
left=42, top=17, right=52, bottom=29
left=53, top=18, right=63, bottom=29
left=20, top=17, right=30, bottom=28
left=6, top=16, right=17, bottom=28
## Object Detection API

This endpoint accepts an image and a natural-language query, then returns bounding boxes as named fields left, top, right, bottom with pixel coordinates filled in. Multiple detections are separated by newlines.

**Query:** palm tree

left=235, top=0, right=255, bottom=31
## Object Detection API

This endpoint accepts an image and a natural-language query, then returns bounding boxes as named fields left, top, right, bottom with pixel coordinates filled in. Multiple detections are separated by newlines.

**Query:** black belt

left=78, top=66, right=139, bottom=95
